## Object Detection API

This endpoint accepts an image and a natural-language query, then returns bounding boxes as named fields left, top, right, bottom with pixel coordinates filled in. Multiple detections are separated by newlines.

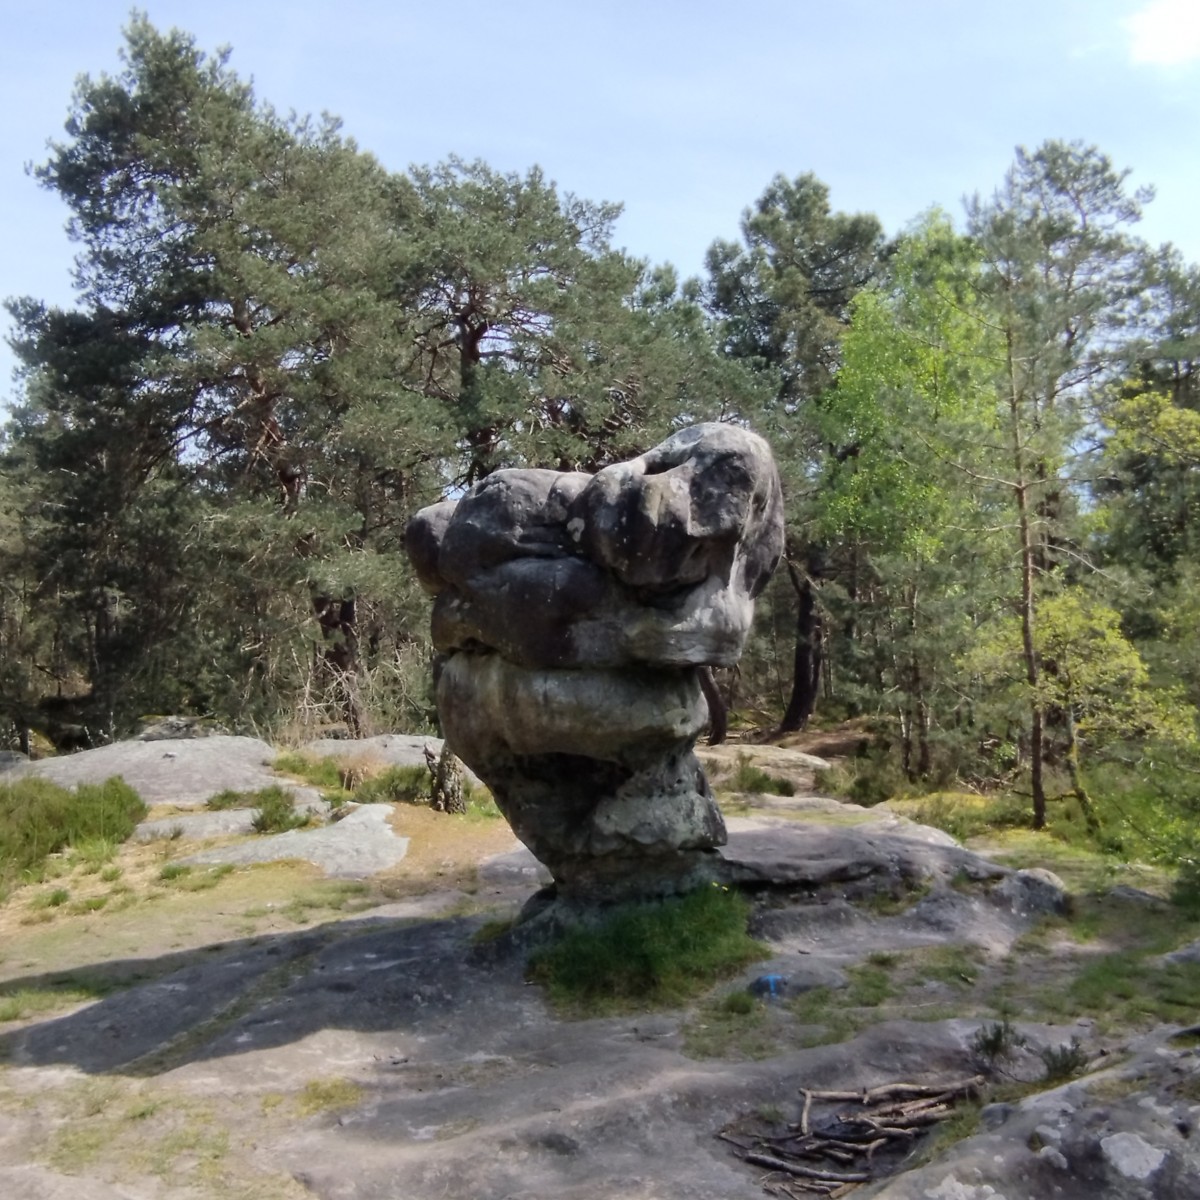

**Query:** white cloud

left=1124, top=0, right=1200, bottom=66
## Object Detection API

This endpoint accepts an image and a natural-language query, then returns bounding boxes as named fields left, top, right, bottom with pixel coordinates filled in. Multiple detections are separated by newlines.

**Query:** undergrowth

left=528, top=885, right=768, bottom=1015
left=206, top=785, right=310, bottom=833
left=0, top=776, right=146, bottom=886
left=726, top=755, right=795, bottom=797
left=250, top=787, right=310, bottom=834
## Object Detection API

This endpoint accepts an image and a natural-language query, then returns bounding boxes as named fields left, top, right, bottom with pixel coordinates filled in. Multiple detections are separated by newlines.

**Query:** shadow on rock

left=0, top=911, right=528, bottom=1076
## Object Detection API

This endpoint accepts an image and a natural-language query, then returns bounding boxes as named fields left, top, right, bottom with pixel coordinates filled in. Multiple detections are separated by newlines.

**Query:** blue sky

left=2, top=0, right=1198, bottom=404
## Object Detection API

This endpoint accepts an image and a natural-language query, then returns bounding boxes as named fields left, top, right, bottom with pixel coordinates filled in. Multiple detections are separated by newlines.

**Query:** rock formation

left=406, top=423, right=784, bottom=904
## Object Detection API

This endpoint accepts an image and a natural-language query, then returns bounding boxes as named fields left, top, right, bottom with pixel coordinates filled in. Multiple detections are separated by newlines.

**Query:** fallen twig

left=743, top=1153, right=870, bottom=1184
left=724, top=1074, right=983, bottom=1197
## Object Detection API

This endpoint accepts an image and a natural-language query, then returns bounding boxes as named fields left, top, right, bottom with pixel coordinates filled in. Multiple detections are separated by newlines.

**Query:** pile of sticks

left=718, top=1075, right=985, bottom=1197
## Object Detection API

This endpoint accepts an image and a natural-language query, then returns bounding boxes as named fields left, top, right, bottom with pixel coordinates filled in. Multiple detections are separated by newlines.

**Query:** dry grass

left=0, top=1069, right=319, bottom=1199
left=375, top=803, right=520, bottom=896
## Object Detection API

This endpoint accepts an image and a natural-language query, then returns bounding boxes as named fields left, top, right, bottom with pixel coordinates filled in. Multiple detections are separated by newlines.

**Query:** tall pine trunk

left=1006, top=332, right=1047, bottom=829
left=778, top=552, right=823, bottom=733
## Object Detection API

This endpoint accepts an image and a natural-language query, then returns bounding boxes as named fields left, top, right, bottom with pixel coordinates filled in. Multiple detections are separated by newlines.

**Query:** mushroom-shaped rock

left=405, top=424, right=784, bottom=903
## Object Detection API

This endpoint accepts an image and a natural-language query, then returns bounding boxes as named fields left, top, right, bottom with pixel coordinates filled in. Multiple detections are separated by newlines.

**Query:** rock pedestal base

left=438, top=654, right=726, bottom=903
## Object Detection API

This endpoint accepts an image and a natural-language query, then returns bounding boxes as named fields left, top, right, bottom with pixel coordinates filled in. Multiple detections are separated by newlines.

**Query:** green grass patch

left=175, top=864, right=235, bottom=891
left=913, top=944, right=986, bottom=988
left=0, top=975, right=117, bottom=1022
left=0, top=775, right=146, bottom=886
left=889, top=791, right=1031, bottom=841
left=29, top=886, right=71, bottom=910
left=844, top=962, right=894, bottom=1006
left=281, top=879, right=372, bottom=922
left=205, top=789, right=252, bottom=811
left=528, top=886, right=768, bottom=1015
left=787, top=985, right=863, bottom=1046
left=68, top=837, right=118, bottom=873
left=1058, top=954, right=1200, bottom=1029
left=471, top=914, right=519, bottom=944
left=726, top=755, right=796, bottom=797
left=354, top=765, right=429, bottom=805
left=273, top=752, right=343, bottom=790
left=683, top=992, right=780, bottom=1060
left=296, top=1078, right=364, bottom=1116
left=464, top=789, right=503, bottom=820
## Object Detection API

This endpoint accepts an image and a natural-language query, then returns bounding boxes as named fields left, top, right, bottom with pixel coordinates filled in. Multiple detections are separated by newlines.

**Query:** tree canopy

left=2, top=18, right=1197, bottom=861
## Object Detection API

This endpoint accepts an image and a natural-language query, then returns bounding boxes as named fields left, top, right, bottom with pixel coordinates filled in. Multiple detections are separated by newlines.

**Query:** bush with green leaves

left=0, top=775, right=146, bottom=884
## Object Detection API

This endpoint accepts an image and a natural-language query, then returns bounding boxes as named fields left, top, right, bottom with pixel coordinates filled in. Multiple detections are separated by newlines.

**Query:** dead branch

left=723, top=1074, right=985, bottom=1197
left=743, top=1154, right=870, bottom=1185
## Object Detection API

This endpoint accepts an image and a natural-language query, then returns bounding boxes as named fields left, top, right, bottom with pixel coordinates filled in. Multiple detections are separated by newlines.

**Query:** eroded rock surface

left=406, top=424, right=784, bottom=902
left=861, top=1031, right=1200, bottom=1200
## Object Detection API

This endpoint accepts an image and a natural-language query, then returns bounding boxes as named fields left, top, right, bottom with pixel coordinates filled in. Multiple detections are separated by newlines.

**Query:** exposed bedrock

left=406, top=423, right=784, bottom=903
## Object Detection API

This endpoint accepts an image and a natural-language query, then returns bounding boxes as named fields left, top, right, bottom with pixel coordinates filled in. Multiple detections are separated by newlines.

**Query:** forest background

left=2, top=16, right=1199, bottom=878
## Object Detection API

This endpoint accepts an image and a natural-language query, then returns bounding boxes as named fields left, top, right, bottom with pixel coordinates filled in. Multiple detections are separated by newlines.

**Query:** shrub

left=355, top=765, right=429, bottom=805
left=249, top=786, right=310, bottom=834
left=727, top=755, right=795, bottom=797
left=528, top=885, right=768, bottom=1014
left=0, top=776, right=146, bottom=885
left=970, top=1016, right=1026, bottom=1074
left=205, top=789, right=251, bottom=811
left=1041, top=1036, right=1089, bottom=1081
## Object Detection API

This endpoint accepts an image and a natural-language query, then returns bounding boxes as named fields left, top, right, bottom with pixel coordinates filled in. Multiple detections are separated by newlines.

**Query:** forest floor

left=0, top=740, right=1197, bottom=1199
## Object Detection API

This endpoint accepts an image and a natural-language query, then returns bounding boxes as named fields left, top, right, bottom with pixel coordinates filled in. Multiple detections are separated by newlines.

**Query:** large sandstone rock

left=406, top=424, right=784, bottom=903
left=4, top=734, right=286, bottom=808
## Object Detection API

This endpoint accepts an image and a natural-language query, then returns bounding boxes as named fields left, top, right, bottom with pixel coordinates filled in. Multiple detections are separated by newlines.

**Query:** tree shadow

left=0, top=910, right=527, bottom=1076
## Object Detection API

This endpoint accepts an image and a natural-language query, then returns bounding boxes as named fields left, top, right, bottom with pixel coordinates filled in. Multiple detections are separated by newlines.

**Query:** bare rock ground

left=0, top=740, right=1196, bottom=1198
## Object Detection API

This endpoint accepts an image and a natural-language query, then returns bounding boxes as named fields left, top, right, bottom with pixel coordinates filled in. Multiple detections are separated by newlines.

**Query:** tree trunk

left=312, top=592, right=362, bottom=736
left=1064, top=707, right=1101, bottom=838
left=699, top=667, right=728, bottom=745
left=1006, top=331, right=1047, bottom=828
left=778, top=553, right=823, bottom=734
left=425, top=741, right=466, bottom=814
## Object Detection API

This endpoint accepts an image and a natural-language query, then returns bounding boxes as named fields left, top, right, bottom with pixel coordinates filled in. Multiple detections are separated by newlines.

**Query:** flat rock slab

left=298, top=735, right=484, bottom=787
left=719, top=813, right=1005, bottom=890
left=0, top=1164, right=143, bottom=1200
left=6, top=736, right=287, bottom=808
left=133, top=791, right=329, bottom=843
left=133, top=810, right=258, bottom=841
left=300, top=734, right=440, bottom=767
left=0, top=914, right=993, bottom=1200
left=478, top=847, right=555, bottom=887
left=698, top=742, right=832, bottom=776
left=181, top=804, right=408, bottom=878
left=476, top=812, right=1018, bottom=906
